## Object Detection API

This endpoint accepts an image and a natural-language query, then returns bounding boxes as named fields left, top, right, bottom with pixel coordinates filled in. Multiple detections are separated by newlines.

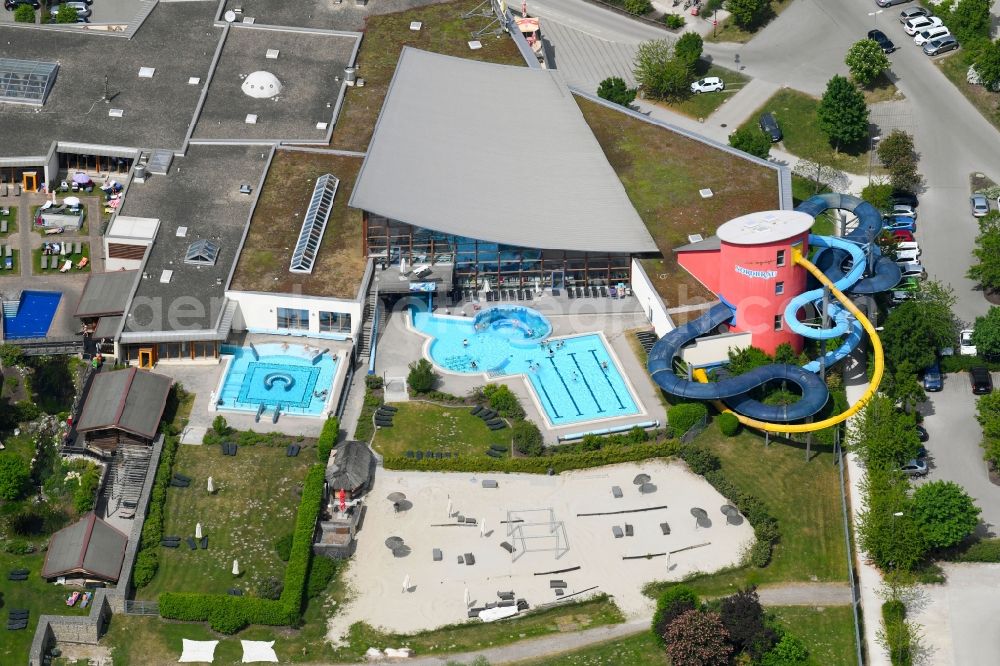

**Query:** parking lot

left=917, top=368, right=1000, bottom=533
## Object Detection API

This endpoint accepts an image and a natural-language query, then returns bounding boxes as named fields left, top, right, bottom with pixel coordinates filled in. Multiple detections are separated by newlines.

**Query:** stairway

left=218, top=299, right=238, bottom=336
left=2, top=300, right=19, bottom=318
left=103, top=444, right=153, bottom=513
left=357, top=289, right=385, bottom=360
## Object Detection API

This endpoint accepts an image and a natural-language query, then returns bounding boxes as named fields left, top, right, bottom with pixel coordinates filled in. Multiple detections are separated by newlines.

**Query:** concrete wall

left=629, top=258, right=675, bottom=337
left=680, top=331, right=753, bottom=368
left=226, top=290, right=363, bottom=340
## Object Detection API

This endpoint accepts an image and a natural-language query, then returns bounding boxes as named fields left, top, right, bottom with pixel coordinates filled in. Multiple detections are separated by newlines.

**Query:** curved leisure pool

left=217, top=343, right=337, bottom=416
left=412, top=305, right=640, bottom=427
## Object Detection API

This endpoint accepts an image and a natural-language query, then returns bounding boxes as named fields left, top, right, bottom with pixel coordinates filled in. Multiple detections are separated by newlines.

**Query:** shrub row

left=680, top=446, right=780, bottom=568
left=133, top=433, right=180, bottom=588
left=950, top=537, right=1000, bottom=562
left=159, top=464, right=327, bottom=632
left=668, top=403, right=708, bottom=437
left=882, top=599, right=912, bottom=666
left=317, top=416, right=339, bottom=462
left=383, top=441, right=680, bottom=474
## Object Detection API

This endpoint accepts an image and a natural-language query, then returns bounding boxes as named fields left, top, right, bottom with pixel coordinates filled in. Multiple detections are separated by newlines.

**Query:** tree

left=674, top=32, right=704, bottom=69
left=816, top=75, right=869, bottom=151
left=973, top=307, right=1000, bottom=359
left=850, top=395, right=922, bottom=469
left=663, top=609, right=734, bottom=666
left=968, top=213, right=1000, bottom=291
left=623, top=0, right=652, bottom=15
left=633, top=39, right=692, bottom=101
left=13, top=3, right=34, bottom=22
left=651, top=585, right=699, bottom=645
left=0, top=455, right=31, bottom=501
left=726, top=0, right=770, bottom=30
left=883, top=360, right=926, bottom=414
left=55, top=3, right=78, bottom=22
left=759, top=633, right=809, bottom=665
left=862, top=180, right=894, bottom=211
left=728, top=126, right=772, bottom=159
left=876, top=130, right=916, bottom=170
left=845, top=39, right=891, bottom=86
left=406, top=358, right=437, bottom=394
left=719, top=587, right=778, bottom=659
left=974, top=39, right=1000, bottom=89
left=596, top=76, right=637, bottom=107
left=912, top=480, right=981, bottom=549
left=881, top=282, right=957, bottom=372
left=726, top=345, right=773, bottom=376
left=947, top=0, right=992, bottom=44
left=0, top=344, right=23, bottom=369
left=511, top=420, right=543, bottom=456
left=857, top=466, right=927, bottom=571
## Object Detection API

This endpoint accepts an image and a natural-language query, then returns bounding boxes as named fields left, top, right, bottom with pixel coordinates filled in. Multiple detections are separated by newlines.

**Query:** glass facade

left=277, top=307, right=309, bottom=330
left=319, top=311, right=351, bottom=333
left=364, top=215, right=633, bottom=289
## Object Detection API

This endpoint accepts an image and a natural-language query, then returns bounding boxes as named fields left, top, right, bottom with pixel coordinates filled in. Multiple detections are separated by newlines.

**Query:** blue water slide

left=647, top=303, right=831, bottom=422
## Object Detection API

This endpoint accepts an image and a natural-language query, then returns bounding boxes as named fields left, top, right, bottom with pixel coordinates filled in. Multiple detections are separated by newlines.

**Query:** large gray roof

left=349, top=48, right=657, bottom=254
left=76, top=368, right=172, bottom=439
left=41, top=512, right=128, bottom=581
left=74, top=271, right=139, bottom=318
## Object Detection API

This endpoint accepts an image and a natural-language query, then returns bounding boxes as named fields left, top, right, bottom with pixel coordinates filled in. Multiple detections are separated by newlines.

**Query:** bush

left=680, top=446, right=720, bottom=475
left=0, top=343, right=23, bottom=368
left=651, top=585, right=699, bottom=645
left=72, top=466, right=101, bottom=514
left=882, top=599, right=912, bottom=666
left=483, top=384, right=525, bottom=419
left=257, top=577, right=284, bottom=601
left=718, top=412, right=740, bottom=437
left=306, top=556, right=338, bottom=599
left=274, top=533, right=294, bottom=562
left=212, top=415, right=230, bottom=437
left=953, top=538, right=1000, bottom=562
left=623, top=0, right=651, bottom=14
left=511, top=420, right=543, bottom=456
left=729, top=126, right=772, bottom=159
left=668, top=402, right=708, bottom=436
left=663, top=13, right=685, bottom=29
left=317, top=417, right=339, bottom=462
left=702, top=468, right=780, bottom=568
left=364, top=374, right=384, bottom=390
left=407, top=359, right=437, bottom=394
left=597, top=76, right=637, bottom=107
left=132, top=550, right=159, bottom=589
left=13, top=3, right=34, bottom=22
left=1, top=538, right=35, bottom=555
left=0, top=454, right=31, bottom=501
left=674, top=32, right=703, bottom=68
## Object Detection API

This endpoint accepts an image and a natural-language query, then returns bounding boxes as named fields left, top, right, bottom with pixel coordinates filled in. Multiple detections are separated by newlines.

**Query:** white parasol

left=207, top=476, right=215, bottom=493
left=232, top=559, right=240, bottom=576
left=195, top=523, right=203, bottom=539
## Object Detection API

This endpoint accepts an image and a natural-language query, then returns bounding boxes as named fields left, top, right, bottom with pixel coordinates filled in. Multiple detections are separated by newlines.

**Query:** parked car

left=758, top=112, right=782, bottom=142
left=914, top=25, right=950, bottom=46
left=49, top=2, right=91, bottom=17
left=868, top=29, right=896, bottom=53
left=895, top=240, right=920, bottom=254
left=892, top=204, right=917, bottom=218
left=900, top=459, right=929, bottom=477
left=923, top=361, right=942, bottom=391
left=904, top=15, right=943, bottom=36
left=691, top=77, right=724, bottom=94
left=894, top=248, right=920, bottom=263
left=960, top=329, right=977, bottom=356
left=923, top=35, right=959, bottom=56
left=4, top=0, right=39, bottom=8
left=898, top=262, right=925, bottom=278
left=47, top=14, right=87, bottom=22
left=971, top=194, right=990, bottom=217
left=900, top=6, right=930, bottom=22
left=892, top=229, right=915, bottom=242
left=891, top=290, right=915, bottom=303
left=891, top=191, right=918, bottom=208
left=970, top=366, right=993, bottom=394
left=884, top=217, right=916, bottom=232
left=876, top=0, right=910, bottom=6
left=915, top=424, right=929, bottom=442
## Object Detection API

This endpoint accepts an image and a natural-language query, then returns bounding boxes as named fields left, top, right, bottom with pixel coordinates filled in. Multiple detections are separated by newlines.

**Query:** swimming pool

left=412, top=306, right=641, bottom=427
left=217, top=343, right=337, bottom=416
left=2, top=291, right=61, bottom=339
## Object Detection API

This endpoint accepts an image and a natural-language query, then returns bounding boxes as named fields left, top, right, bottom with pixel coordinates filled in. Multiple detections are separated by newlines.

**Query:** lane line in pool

left=534, top=377, right=562, bottom=420
left=545, top=356, right=583, bottom=416
left=589, top=349, right=626, bottom=409
left=567, top=352, right=604, bottom=414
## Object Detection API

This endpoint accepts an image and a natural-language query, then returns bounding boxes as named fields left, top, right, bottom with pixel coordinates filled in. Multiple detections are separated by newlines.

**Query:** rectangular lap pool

left=2, top=291, right=61, bottom=340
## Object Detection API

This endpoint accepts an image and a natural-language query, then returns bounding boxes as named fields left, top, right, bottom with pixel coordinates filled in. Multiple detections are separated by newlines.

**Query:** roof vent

left=699, top=188, right=714, bottom=199
left=108, top=108, right=124, bottom=118
left=241, top=71, right=281, bottom=99
left=239, top=184, right=252, bottom=195
left=266, top=49, right=279, bottom=59
left=159, top=270, right=173, bottom=284
left=245, top=113, right=258, bottom=124
left=223, top=9, right=236, bottom=21
left=410, top=21, right=422, bottom=31
left=188, top=77, right=201, bottom=85
left=185, top=239, right=220, bottom=266
left=316, top=122, right=328, bottom=130
left=242, top=16, right=255, bottom=24
left=687, top=234, right=704, bottom=244
left=138, top=67, right=155, bottom=78
left=176, top=226, right=188, bottom=238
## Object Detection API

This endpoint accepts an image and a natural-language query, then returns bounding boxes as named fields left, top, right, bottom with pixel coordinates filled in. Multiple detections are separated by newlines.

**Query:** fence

left=679, top=415, right=708, bottom=445
left=836, top=438, right=866, bottom=666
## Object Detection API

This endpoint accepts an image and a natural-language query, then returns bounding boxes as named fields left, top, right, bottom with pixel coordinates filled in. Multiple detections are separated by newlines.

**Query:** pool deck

left=374, top=294, right=667, bottom=442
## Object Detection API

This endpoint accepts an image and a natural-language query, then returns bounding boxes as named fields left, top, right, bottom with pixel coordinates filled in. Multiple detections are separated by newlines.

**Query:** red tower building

left=677, top=210, right=813, bottom=353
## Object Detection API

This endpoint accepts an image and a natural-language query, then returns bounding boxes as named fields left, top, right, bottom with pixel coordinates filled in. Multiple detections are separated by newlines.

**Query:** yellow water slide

left=693, top=247, right=884, bottom=434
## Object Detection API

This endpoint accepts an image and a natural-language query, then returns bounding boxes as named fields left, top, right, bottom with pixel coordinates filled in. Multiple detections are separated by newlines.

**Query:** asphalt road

left=529, top=0, right=995, bottom=325
left=917, top=370, right=1000, bottom=533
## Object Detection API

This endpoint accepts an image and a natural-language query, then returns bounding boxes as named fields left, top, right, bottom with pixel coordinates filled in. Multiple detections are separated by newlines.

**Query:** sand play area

left=326, top=460, right=754, bottom=641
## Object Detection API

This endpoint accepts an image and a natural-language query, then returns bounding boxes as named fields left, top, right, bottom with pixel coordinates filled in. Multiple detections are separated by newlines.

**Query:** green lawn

left=938, top=51, right=1000, bottom=133
left=516, top=631, right=666, bottom=665
left=329, top=0, right=524, bottom=152
left=707, top=0, right=794, bottom=43
left=0, top=248, right=19, bottom=275
left=770, top=605, right=857, bottom=666
left=32, top=243, right=90, bottom=275
left=0, top=207, right=17, bottom=236
left=646, top=424, right=848, bottom=598
left=862, top=72, right=901, bottom=105
left=135, top=442, right=312, bottom=600
left=370, top=400, right=512, bottom=458
left=739, top=88, right=875, bottom=175
left=656, top=62, right=750, bottom=120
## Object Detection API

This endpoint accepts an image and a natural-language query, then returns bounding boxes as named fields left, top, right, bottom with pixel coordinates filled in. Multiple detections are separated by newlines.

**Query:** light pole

left=868, top=9, right=883, bottom=29
left=867, top=133, right=881, bottom=185
left=890, top=510, right=904, bottom=568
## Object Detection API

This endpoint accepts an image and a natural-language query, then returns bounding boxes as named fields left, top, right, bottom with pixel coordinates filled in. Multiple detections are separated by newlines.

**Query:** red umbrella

left=338, top=489, right=346, bottom=512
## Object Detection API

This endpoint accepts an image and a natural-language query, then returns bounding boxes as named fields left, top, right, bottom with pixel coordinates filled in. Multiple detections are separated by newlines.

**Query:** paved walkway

left=755, top=581, right=852, bottom=606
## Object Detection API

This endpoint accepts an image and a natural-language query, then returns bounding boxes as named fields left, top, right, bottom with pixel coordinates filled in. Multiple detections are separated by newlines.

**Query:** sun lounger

left=425, top=450, right=434, bottom=459
left=517, top=599, right=529, bottom=611
left=7, top=573, right=27, bottom=581
left=498, top=590, right=515, bottom=600
left=40, top=256, right=47, bottom=270
left=228, top=588, right=243, bottom=596
left=186, top=537, right=197, bottom=550
left=226, top=442, right=237, bottom=456
left=625, top=524, right=634, bottom=537
left=660, top=522, right=671, bottom=535
left=415, top=451, right=423, bottom=460
left=457, top=555, right=464, bottom=564
left=6, top=620, right=28, bottom=631
left=1, top=220, right=6, bottom=233
left=76, top=257, right=88, bottom=270
left=465, top=553, right=475, bottom=565
left=405, top=450, right=414, bottom=458
left=74, top=242, right=81, bottom=254
left=470, top=405, right=484, bottom=416
left=161, top=540, right=180, bottom=548
left=220, top=443, right=229, bottom=456
left=482, top=479, right=498, bottom=489
left=432, top=548, right=442, bottom=561
left=375, top=419, right=393, bottom=427
left=173, top=473, right=191, bottom=483
left=8, top=610, right=29, bottom=620
left=489, top=443, right=507, bottom=452
left=9, top=568, right=28, bottom=576
left=498, top=599, right=516, bottom=608
left=169, top=479, right=189, bottom=487
left=612, top=526, right=624, bottom=539
left=488, top=422, right=507, bottom=431
left=485, top=601, right=497, bottom=609
left=60, top=260, right=72, bottom=273
left=500, top=541, right=515, bottom=553
left=467, top=608, right=481, bottom=618
left=285, top=444, right=300, bottom=457
left=555, top=589, right=564, bottom=596
left=200, top=537, right=208, bottom=549
left=465, top=517, right=477, bottom=525
left=550, top=580, right=567, bottom=589
left=380, top=404, right=397, bottom=412
left=486, top=449, right=503, bottom=458
left=84, top=581, right=105, bottom=589
left=611, top=486, right=623, bottom=498
left=485, top=418, right=505, bottom=428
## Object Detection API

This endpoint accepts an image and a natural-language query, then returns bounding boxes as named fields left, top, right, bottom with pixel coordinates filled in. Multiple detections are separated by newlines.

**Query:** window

left=775, top=281, right=784, bottom=295
left=776, top=250, right=786, bottom=267
left=277, top=307, right=309, bottom=330
left=774, top=315, right=783, bottom=331
left=319, top=311, right=352, bottom=333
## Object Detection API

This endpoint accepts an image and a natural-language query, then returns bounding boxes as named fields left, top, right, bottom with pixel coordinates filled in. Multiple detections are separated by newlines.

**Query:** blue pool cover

left=3, top=291, right=61, bottom=339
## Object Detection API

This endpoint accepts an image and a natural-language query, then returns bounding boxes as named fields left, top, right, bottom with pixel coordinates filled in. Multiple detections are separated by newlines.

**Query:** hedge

left=383, top=441, right=680, bottom=474
left=317, top=417, right=339, bottom=462
left=950, top=537, right=1000, bottom=562
left=133, top=433, right=180, bottom=588
left=159, top=464, right=327, bottom=632
left=882, top=599, right=912, bottom=666
left=668, top=403, right=708, bottom=436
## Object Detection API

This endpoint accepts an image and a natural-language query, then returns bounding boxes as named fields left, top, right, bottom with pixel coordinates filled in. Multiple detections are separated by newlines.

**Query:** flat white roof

left=349, top=48, right=657, bottom=254
left=716, top=210, right=814, bottom=245
left=107, top=215, right=159, bottom=241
